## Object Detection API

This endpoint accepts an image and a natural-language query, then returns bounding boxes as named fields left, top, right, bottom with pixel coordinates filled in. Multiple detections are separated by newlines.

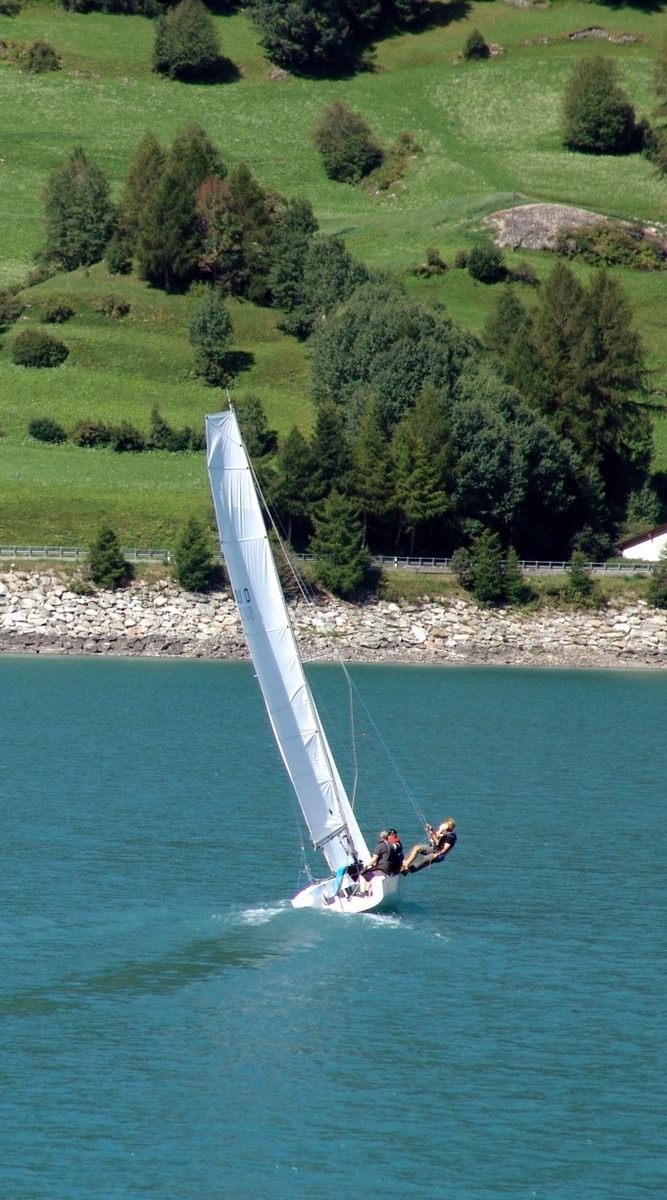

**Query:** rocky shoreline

left=2, top=568, right=667, bottom=669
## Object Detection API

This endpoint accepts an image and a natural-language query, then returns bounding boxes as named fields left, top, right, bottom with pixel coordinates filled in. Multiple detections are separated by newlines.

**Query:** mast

left=206, top=407, right=370, bottom=874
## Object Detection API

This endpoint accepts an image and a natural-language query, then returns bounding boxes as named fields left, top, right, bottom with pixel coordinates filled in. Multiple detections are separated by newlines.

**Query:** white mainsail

left=206, top=407, right=370, bottom=875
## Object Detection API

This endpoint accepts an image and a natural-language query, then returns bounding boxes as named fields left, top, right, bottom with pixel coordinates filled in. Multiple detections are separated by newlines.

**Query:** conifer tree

left=564, top=550, right=594, bottom=602
left=40, top=147, right=116, bottom=271
left=309, top=491, right=370, bottom=599
left=137, top=125, right=224, bottom=291
left=505, top=262, right=651, bottom=525
left=235, top=393, right=277, bottom=462
left=88, top=526, right=132, bottom=589
left=503, top=546, right=526, bottom=606
left=173, top=517, right=215, bottom=592
left=526, top=261, right=588, bottom=426
left=224, top=162, right=274, bottom=301
left=470, top=528, right=505, bottom=605
left=120, top=132, right=165, bottom=251
left=394, top=437, right=449, bottom=555
left=249, top=0, right=350, bottom=75
left=563, top=56, right=638, bottom=154
left=269, top=197, right=319, bottom=316
left=353, top=395, right=396, bottom=546
left=483, top=285, right=529, bottom=357
left=310, top=403, right=354, bottom=502
left=195, top=177, right=245, bottom=291
left=188, top=285, right=233, bottom=385
left=268, top=426, right=316, bottom=545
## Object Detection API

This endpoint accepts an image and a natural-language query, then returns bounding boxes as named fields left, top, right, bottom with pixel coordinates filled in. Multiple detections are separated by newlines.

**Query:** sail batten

left=206, top=408, right=370, bottom=874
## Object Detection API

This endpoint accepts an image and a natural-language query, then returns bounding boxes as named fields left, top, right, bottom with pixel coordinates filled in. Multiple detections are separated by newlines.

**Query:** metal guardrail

left=372, top=555, right=652, bottom=575
left=0, top=547, right=653, bottom=573
left=0, top=545, right=172, bottom=562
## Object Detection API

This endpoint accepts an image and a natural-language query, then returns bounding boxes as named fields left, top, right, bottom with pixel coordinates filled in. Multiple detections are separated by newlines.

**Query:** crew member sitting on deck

left=364, top=828, right=404, bottom=876
left=401, top=819, right=456, bottom=873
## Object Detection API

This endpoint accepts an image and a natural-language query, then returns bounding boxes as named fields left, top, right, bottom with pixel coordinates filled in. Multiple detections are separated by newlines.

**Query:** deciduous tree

left=310, top=278, right=473, bottom=428
left=153, top=0, right=221, bottom=81
left=313, top=100, right=383, bottom=183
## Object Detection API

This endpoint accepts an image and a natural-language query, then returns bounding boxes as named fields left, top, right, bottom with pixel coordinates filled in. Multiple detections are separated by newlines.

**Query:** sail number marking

left=234, top=586, right=255, bottom=622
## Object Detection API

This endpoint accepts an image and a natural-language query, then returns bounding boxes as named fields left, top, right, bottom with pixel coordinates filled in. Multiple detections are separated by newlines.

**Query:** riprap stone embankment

left=1, top=569, right=667, bottom=668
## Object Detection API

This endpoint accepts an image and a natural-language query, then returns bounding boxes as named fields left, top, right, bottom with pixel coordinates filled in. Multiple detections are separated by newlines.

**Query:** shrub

left=40, top=295, right=75, bottom=323
left=88, top=525, right=132, bottom=589
left=0, top=1, right=21, bottom=15
left=450, top=546, right=475, bottom=589
left=467, top=241, right=505, bottom=283
left=110, top=421, right=146, bottom=452
left=28, top=416, right=67, bottom=444
left=366, top=129, right=422, bottom=192
left=23, top=40, right=61, bottom=72
left=454, top=249, right=468, bottom=269
left=451, top=534, right=527, bottom=606
left=61, top=0, right=160, bottom=11
left=173, top=517, right=216, bottom=591
left=646, top=549, right=667, bottom=609
left=463, top=28, right=489, bottom=61
left=12, top=328, right=69, bottom=367
left=416, top=247, right=447, bottom=277
left=555, top=222, right=664, bottom=270
left=0, top=288, right=23, bottom=330
left=313, top=101, right=383, bottom=185
left=508, top=260, right=538, bottom=285
left=95, top=295, right=131, bottom=318
left=70, top=418, right=113, bottom=447
left=563, top=551, right=594, bottom=603
left=563, top=56, right=638, bottom=154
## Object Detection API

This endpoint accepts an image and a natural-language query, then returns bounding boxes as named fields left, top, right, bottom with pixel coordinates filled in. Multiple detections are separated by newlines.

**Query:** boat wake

left=237, top=902, right=290, bottom=926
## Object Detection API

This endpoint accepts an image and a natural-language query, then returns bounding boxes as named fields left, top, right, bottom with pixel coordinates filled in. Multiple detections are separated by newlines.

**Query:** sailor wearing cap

left=363, top=827, right=404, bottom=876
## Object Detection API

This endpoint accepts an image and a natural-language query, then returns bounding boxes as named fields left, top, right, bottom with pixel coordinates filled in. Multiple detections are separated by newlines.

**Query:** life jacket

left=433, top=831, right=456, bottom=862
left=384, top=836, right=404, bottom=874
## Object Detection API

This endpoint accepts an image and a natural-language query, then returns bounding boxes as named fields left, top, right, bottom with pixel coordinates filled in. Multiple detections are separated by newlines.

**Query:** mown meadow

left=1, top=0, right=667, bottom=546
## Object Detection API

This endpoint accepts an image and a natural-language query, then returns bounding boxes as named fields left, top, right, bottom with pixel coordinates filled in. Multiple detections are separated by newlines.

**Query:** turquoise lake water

left=2, top=656, right=666, bottom=1199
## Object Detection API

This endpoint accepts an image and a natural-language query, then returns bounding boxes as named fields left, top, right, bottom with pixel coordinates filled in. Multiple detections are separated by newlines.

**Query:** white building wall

left=621, top=532, right=667, bottom=561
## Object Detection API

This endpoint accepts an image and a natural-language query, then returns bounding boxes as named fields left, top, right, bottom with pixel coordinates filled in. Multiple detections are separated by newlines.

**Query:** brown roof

left=618, top=522, right=667, bottom=551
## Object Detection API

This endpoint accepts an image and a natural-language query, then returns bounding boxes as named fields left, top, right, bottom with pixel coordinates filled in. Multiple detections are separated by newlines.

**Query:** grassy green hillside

left=1, top=0, right=667, bottom=544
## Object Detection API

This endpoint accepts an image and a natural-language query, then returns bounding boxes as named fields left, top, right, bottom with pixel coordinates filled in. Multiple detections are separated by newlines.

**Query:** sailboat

left=206, top=406, right=402, bottom=914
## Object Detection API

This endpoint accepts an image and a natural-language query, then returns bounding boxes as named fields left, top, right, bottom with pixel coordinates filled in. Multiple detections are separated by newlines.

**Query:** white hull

left=291, top=871, right=402, bottom=915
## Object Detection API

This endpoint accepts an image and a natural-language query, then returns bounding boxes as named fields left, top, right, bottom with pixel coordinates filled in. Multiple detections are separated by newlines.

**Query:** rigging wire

left=227, top=392, right=427, bottom=842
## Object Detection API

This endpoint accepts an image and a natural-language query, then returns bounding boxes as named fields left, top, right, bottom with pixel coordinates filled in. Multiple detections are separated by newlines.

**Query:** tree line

left=9, top=102, right=660, bottom=597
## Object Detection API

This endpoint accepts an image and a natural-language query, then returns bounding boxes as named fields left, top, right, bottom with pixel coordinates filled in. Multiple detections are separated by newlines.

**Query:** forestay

left=206, top=408, right=370, bottom=874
